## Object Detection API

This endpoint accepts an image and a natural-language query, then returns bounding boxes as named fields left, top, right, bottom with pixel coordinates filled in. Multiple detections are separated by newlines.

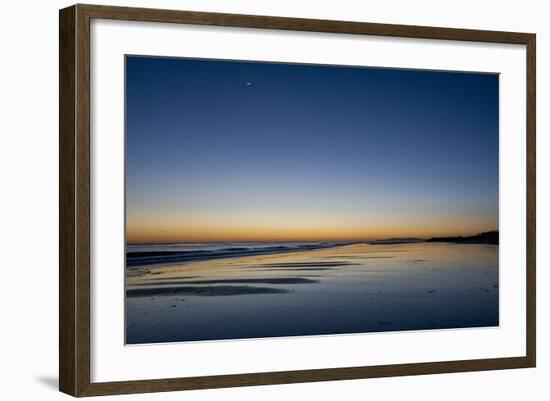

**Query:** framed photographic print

left=59, top=4, right=536, bottom=397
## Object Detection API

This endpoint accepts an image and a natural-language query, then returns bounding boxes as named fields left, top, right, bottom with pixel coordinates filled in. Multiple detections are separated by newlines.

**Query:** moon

left=245, top=81, right=252, bottom=86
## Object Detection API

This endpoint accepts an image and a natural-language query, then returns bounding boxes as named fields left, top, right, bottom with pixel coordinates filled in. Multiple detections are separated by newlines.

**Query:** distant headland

left=426, top=230, right=499, bottom=245
left=368, top=231, right=499, bottom=245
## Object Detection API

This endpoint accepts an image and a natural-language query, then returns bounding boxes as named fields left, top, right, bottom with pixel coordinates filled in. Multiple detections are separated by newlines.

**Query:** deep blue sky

left=125, top=56, right=498, bottom=243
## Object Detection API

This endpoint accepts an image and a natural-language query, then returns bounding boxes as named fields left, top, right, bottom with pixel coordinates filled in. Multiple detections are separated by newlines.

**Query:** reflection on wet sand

left=126, top=242, right=498, bottom=344
left=127, top=285, right=291, bottom=298
left=132, top=277, right=319, bottom=286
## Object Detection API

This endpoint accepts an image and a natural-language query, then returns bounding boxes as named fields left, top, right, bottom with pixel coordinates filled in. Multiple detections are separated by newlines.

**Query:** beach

left=126, top=242, right=498, bottom=344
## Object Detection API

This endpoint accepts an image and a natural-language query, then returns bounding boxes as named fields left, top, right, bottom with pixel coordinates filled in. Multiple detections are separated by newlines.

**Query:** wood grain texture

left=78, top=3, right=533, bottom=43
left=78, top=357, right=533, bottom=396
left=525, top=35, right=536, bottom=367
left=59, top=3, right=536, bottom=397
left=59, top=4, right=92, bottom=396
left=59, top=5, right=76, bottom=396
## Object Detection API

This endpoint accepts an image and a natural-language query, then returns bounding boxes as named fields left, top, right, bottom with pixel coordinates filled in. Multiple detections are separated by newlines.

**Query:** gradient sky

left=125, top=56, right=499, bottom=243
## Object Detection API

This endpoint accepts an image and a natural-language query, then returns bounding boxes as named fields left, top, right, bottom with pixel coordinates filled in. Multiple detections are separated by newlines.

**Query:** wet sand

left=126, top=242, right=498, bottom=344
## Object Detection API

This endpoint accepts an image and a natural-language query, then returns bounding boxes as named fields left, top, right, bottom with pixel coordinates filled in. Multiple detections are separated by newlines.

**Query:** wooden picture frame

left=59, top=3, right=536, bottom=397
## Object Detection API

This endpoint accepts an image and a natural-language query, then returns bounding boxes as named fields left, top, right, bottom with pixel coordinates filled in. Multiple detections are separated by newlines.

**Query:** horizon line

left=126, top=230, right=498, bottom=246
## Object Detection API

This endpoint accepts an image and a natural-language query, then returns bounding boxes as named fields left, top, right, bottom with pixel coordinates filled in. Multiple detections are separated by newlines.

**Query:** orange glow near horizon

left=126, top=209, right=498, bottom=244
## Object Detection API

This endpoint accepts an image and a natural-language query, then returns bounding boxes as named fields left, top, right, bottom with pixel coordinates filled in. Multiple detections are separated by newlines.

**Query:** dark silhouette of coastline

left=426, top=230, right=498, bottom=245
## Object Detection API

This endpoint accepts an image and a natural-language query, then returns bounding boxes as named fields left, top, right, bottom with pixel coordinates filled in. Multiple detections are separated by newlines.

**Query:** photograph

left=124, top=55, right=499, bottom=345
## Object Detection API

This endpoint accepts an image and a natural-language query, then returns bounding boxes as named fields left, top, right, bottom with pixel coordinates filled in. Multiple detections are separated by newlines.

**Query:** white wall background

left=0, top=0, right=546, bottom=399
